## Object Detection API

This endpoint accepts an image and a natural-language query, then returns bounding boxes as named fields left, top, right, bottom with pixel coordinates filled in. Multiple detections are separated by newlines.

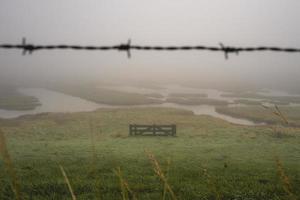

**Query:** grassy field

left=233, top=99, right=262, bottom=106
left=0, top=86, right=41, bottom=111
left=48, top=84, right=163, bottom=105
left=166, top=97, right=228, bottom=106
left=221, top=92, right=300, bottom=104
left=168, top=93, right=208, bottom=98
left=232, top=99, right=289, bottom=106
left=144, top=93, right=165, bottom=99
left=0, top=108, right=299, bottom=199
left=216, top=105, right=300, bottom=127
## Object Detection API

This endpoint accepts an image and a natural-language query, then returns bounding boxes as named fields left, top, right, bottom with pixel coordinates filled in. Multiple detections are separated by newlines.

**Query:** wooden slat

left=129, top=124, right=176, bottom=136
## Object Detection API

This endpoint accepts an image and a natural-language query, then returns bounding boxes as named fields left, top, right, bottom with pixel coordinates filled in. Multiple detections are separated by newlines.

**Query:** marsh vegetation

left=0, top=108, right=299, bottom=199
left=0, top=86, right=41, bottom=111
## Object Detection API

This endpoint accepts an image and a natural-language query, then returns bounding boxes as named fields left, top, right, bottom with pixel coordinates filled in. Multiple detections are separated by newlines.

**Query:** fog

left=1, top=0, right=300, bottom=91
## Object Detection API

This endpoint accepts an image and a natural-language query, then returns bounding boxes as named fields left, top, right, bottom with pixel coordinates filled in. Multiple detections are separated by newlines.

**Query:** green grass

left=0, top=86, right=41, bottom=111
left=221, top=92, right=268, bottom=99
left=216, top=105, right=300, bottom=126
left=168, top=93, right=208, bottom=98
left=166, top=97, right=228, bottom=106
left=0, top=108, right=300, bottom=199
left=221, top=92, right=300, bottom=104
left=232, top=99, right=289, bottom=106
left=233, top=99, right=263, bottom=105
left=144, top=93, right=165, bottom=99
left=49, top=84, right=163, bottom=105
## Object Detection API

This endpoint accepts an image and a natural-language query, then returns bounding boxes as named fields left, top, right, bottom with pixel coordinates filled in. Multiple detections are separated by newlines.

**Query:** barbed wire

left=0, top=38, right=300, bottom=59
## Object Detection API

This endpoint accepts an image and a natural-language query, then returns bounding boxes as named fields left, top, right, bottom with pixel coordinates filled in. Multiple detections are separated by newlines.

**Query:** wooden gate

left=129, top=124, right=176, bottom=136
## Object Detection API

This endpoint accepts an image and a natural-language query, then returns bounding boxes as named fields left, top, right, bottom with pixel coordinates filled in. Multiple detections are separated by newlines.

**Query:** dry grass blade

left=123, top=180, right=137, bottom=200
left=275, top=157, right=296, bottom=200
left=89, top=119, right=97, bottom=169
left=274, top=105, right=289, bottom=125
left=0, top=128, right=22, bottom=200
left=262, top=104, right=291, bottom=137
left=114, top=167, right=137, bottom=200
left=202, top=167, right=221, bottom=200
left=88, top=119, right=102, bottom=199
left=59, top=165, right=77, bottom=200
left=145, top=150, right=177, bottom=200
left=114, top=167, right=127, bottom=200
left=261, top=104, right=289, bottom=125
left=162, top=158, right=171, bottom=200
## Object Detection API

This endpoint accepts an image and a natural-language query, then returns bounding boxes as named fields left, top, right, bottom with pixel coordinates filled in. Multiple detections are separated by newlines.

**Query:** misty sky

left=0, top=0, right=300, bottom=89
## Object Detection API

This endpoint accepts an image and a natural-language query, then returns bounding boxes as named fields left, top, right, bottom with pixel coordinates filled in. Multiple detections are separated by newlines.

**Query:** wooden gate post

left=129, top=124, right=133, bottom=136
left=172, top=124, right=176, bottom=136
left=153, top=124, right=156, bottom=135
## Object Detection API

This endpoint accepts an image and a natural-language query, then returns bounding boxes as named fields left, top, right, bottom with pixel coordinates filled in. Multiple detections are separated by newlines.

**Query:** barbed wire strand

left=0, top=38, right=300, bottom=59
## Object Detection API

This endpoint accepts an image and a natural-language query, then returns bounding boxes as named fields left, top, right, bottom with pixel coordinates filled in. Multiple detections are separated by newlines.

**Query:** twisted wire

left=0, top=38, right=300, bottom=59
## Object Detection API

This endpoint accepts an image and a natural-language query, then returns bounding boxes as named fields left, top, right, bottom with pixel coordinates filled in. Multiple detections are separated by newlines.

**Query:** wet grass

left=216, top=105, right=300, bottom=126
left=168, top=93, right=208, bottom=98
left=0, top=108, right=299, bottom=199
left=233, top=99, right=262, bottom=105
left=166, top=97, right=228, bottom=106
left=0, top=86, right=40, bottom=111
left=49, top=84, right=163, bottom=105
left=221, top=92, right=300, bottom=104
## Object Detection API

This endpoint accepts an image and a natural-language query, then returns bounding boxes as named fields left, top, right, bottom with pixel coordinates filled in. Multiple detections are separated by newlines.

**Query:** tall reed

left=145, top=150, right=177, bottom=200
left=162, top=158, right=171, bottom=200
left=261, top=104, right=288, bottom=125
left=88, top=119, right=97, bottom=172
left=0, top=128, right=22, bottom=200
left=59, top=165, right=77, bottom=200
left=88, top=118, right=102, bottom=199
left=114, top=167, right=137, bottom=200
left=202, top=167, right=221, bottom=200
left=275, top=157, right=296, bottom=200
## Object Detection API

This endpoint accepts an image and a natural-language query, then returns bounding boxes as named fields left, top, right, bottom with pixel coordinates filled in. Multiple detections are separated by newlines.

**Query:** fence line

left=1, top=38, right=300, bottom=59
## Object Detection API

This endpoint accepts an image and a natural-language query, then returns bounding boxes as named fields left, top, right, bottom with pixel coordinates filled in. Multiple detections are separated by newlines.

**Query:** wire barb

left=117, top=39, right=131, bottom=58
left=22, top=37, right=35, bottom=55
left=1, top=37, right=300, bottom=59
left=219, top=43, right=239, bottom=59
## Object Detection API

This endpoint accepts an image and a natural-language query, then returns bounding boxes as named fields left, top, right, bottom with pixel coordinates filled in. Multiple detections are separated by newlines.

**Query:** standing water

left=0, top=87, right=265, bottom=126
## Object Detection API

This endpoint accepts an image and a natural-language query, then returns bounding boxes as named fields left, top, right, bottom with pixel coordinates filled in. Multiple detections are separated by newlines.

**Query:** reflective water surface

left=2, top=86, right=292, bottom=126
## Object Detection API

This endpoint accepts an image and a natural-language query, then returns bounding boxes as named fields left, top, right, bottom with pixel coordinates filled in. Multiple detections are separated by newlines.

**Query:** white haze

left=0, top=0, right=300, bottom=91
